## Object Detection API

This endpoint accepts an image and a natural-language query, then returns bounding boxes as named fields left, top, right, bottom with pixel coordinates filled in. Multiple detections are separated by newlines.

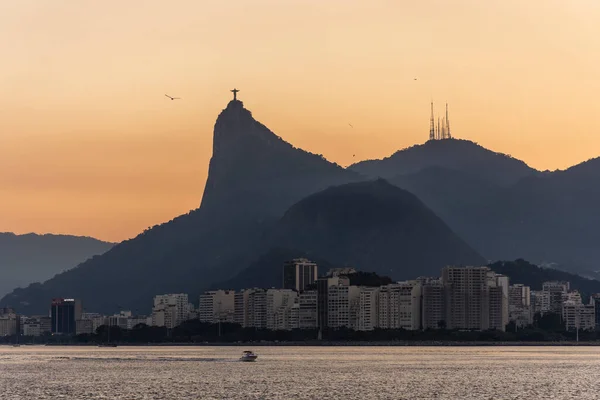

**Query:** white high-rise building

left=357, top=287, right=379, bottom=331
left=199, top=290, right=235, bottom=324
left=443, top=266, right=509, bottom=331
left=0, top=311, right=19, bottom=336
left=298, top=290, right=318, bottom=329
left=378, top=281, right=422, bottom=330
left=327, top=284, right=360, bottom=329
left=488, top=273, right=509, bottom=331
left=542, top=281, right=570, bottom=314
left=266, top=289, right=298, bottom=331
left=509, top=284, right=532, bottom=327
left=152, top=293, right=189, bottom=329
left=563, top=299, right=595, bottom=331
left=247, top=289, right=268, bottom=329
left=421, top=279, right=446, bottom=330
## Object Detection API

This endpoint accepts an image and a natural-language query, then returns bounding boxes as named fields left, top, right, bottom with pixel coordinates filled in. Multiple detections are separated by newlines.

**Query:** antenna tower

left=437, top=117, right=441, bottom=140
left=446, top=103, right=451, bottom=139
left=429, top=102, right=435, bottom=141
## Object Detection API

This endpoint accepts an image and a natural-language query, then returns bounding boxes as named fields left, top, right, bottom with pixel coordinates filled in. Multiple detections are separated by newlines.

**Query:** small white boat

left=239, top=350, right=258, bottom=362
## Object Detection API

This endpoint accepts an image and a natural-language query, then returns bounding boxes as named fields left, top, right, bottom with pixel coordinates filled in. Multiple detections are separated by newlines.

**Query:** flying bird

left=165, top=94, right=181, bottom=100
left=348, top=123, right=353, bottom=128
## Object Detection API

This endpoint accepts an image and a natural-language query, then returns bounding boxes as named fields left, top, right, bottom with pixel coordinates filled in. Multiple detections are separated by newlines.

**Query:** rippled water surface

left=2, top=345, right=600, bottom=399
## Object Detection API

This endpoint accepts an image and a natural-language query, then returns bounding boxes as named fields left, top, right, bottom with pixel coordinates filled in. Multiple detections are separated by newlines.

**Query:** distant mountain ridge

left=350, top=139, right=537, bottom=186
left=0, top=233, right=114, bottom=298
left=359, top=141, right=600, bottom=275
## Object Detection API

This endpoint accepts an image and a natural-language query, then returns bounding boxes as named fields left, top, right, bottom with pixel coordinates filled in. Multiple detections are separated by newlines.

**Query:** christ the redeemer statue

left=231, top=88, right=239, bottom=100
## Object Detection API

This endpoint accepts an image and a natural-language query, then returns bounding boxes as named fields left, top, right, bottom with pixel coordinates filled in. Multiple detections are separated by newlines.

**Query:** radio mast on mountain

left=429, top=102, right=435, bottom=141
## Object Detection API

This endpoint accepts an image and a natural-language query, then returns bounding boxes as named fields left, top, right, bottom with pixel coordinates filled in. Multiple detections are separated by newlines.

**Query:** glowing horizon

left=1, top=0, right=599, bottom=242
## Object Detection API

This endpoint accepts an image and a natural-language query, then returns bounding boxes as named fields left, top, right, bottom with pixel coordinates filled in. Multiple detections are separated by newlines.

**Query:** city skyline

left=2, top=1, right=600, bottom=242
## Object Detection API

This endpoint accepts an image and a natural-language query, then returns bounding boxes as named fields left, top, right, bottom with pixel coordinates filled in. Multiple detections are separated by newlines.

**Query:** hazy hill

left=350, top=139, right=537, bottom=186
left=0, top=233, right=114, bottom=298
left=1, top=100, right=360, bottom=314
left=261, top=179, right=484, bottom=280
left=386, top=157, right=600, bottom=276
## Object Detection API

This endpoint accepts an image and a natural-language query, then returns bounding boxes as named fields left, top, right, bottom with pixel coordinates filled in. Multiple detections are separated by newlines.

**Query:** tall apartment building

left=443, top=267, right=492, bottom=331
left=563, top=299, right=595, bottom=331
left=0, top=309, right=19, bottom=336
left=50, top=298, right=82, bottom=335
left=488, top=273, right=509, bottom=331
left=234, top=289, right=251, bottom=327
left=357, top=287, right=379, bottom=331
left=283, top=258, right=318, bottom=292
left=531, top=290, right=550, bottom=315
left=266, top=289, right=298, bottom=330
left=421, top=279, right=446, bottom=329
left=542, top=281, right=570, bottom=314
left=317, top=275, right=350, bottom=329
left=591, top=294, right=600, bottom=330
left=327, top=283, right=360, bottom=329
left=199, top=290, right=235, bottom=324
left=508, top=284, right=532, bottom=327
left=378, top=281, right=422, bottom=330
left=22, top=318, right=41, bottom=337
left=76, top=319, right=94, bottom=335
left=247, top=289, right=268, bottom=329
left=152, top=293, right=189, bottom=329
left=298, top=290, right=318, bottom=329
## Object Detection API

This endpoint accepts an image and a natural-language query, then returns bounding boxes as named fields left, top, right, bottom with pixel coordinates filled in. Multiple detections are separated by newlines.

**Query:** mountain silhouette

left=224, top=179, right=485, bottom=287
left=0, top=233, right=113, bottom=298
left=350, top=139, right=537, bottom=186
left=0, top=99, right=360, bottom=314
left=386, top=157, right=600, bottom=276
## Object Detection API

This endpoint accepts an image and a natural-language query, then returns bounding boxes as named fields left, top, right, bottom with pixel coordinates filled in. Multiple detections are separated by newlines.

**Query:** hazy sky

left=1, top=0, right=599, bottom=242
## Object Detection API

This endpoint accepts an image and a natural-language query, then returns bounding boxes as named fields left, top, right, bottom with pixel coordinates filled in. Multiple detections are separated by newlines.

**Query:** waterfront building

left=590, top=294, right=600, bottom=330
left=22, top=319, right=41, bottom=337
left=421, top=279, right=446, bottom=329
left=317, top=275, right=350, bottom=329
left=563, top=299, right=595, bottom=331
left=298, top=290, right=318, bottom=329
left=327, top=283, right=360, bottom=329
left=442, top=267, right=492, bottom=331
left=81, top=312, right=107, bottom=332
left=0, top=311, right=19, bottom=336
left=488, top=273, right=509, bottom=331
left=50, top=298, right=82, bottom=335
left=378, top=281, right=422, bottom=330
left=151, top=293, right=189, bottom=329
left=283, top=258, right=318, bottom=292
left=76, top=319, right=94, bottom=335
left=199, top=290, right=235, bottom=324
left=531, top=290, right=550, bottom=315
left=508, top=284, right=532, bottom=327
left=234, top=289, right=253, bottom=327
left=542, top=281, right=570, bottom=314
left=357, top=287, right=379, bottom=331
left=247, top=289, right=267, bottom=329
left=266, top=289, right=298, bottom=330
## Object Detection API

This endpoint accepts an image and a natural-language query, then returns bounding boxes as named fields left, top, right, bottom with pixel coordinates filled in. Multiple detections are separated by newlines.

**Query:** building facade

left=151, top=293, right=189, bottom=329
left=357, top=287, right=379, bottom=331
left=199, top=290, right=235, bottom=324
left=283, top=258, right=318, bottom=292
left=51, top=298, right=82, bottom=335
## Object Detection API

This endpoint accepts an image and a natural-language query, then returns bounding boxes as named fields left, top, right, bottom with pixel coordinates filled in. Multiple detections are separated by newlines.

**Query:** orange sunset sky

left=1, top=0, right=599, bottom=243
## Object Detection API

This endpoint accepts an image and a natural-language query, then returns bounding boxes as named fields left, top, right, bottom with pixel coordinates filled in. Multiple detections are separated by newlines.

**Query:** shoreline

left=8, top=341, right=600, bottom=347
